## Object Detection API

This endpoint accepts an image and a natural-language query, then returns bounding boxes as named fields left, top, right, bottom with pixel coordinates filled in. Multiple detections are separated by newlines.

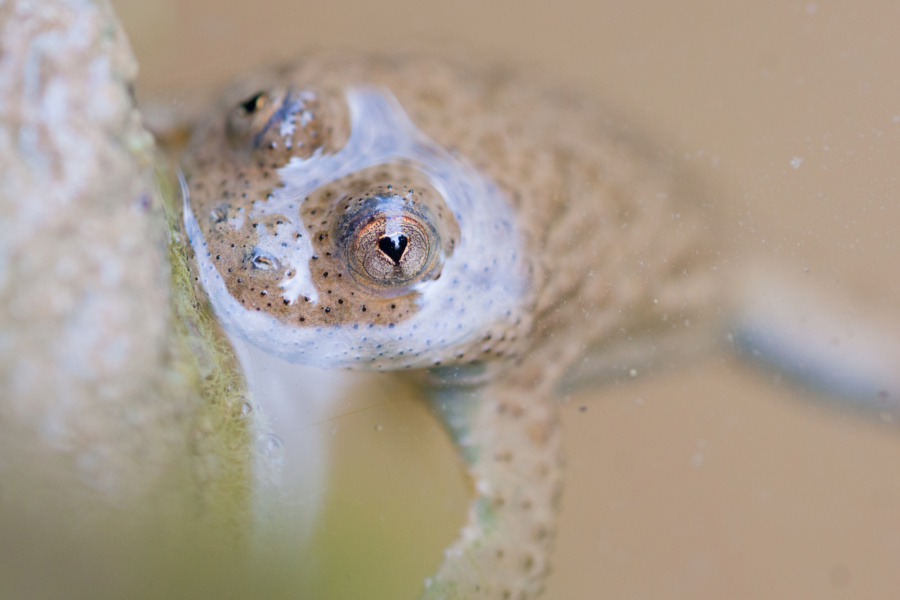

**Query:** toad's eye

left=339, top=192, right=443, bottom=291
left=225, top=88, right=283, bottom=148
left=221, top=85, right=343, bottom=156
left=240, top=91, right=266, bottom=114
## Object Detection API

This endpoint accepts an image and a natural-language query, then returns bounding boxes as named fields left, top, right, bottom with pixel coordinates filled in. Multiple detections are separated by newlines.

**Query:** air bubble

left=261, top=433, right=283, bottom=455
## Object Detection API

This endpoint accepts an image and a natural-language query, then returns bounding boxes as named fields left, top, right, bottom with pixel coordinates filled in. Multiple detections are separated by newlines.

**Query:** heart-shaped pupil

left=378, top=234, right=408, bottom=265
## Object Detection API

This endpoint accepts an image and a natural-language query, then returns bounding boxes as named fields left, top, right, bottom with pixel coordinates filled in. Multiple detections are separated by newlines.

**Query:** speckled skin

left=181, top=54, right=719, bottom=600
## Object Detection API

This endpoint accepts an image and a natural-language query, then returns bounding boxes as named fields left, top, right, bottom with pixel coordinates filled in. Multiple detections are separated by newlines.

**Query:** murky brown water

left=114, top=0, right=900, bottom=598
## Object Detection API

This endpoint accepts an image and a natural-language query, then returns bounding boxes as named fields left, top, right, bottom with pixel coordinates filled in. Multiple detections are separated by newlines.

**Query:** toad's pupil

left=240, top=92, right=265, bottom=114
left=378, top=234, right=408, bottom=265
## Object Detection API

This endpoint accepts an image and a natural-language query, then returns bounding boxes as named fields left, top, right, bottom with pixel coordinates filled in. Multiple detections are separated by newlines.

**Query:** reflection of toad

left=180, top=54, right=720, bottom=599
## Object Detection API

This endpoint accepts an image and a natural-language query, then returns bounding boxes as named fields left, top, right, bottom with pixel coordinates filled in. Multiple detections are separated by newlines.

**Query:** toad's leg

left=733, top=270, right=900, bottom=415
left=425, top=377, right=564, bottom=600
left=560, top=269, right=900, bottom=418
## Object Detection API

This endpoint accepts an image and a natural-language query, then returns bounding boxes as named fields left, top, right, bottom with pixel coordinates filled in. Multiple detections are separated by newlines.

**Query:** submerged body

left=181, top=54, right=721, bottom=598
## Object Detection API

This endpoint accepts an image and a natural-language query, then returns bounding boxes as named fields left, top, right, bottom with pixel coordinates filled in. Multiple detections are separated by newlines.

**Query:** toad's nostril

left=378, top=234, right=408, bottom=265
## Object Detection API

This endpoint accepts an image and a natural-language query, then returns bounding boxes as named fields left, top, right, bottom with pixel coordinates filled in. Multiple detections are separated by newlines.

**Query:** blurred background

left=111, top=0, right=900, bottom=598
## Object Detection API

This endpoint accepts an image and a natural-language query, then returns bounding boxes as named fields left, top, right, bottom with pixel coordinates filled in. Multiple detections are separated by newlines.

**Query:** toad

left=180, top=54, right=721, bottom=600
